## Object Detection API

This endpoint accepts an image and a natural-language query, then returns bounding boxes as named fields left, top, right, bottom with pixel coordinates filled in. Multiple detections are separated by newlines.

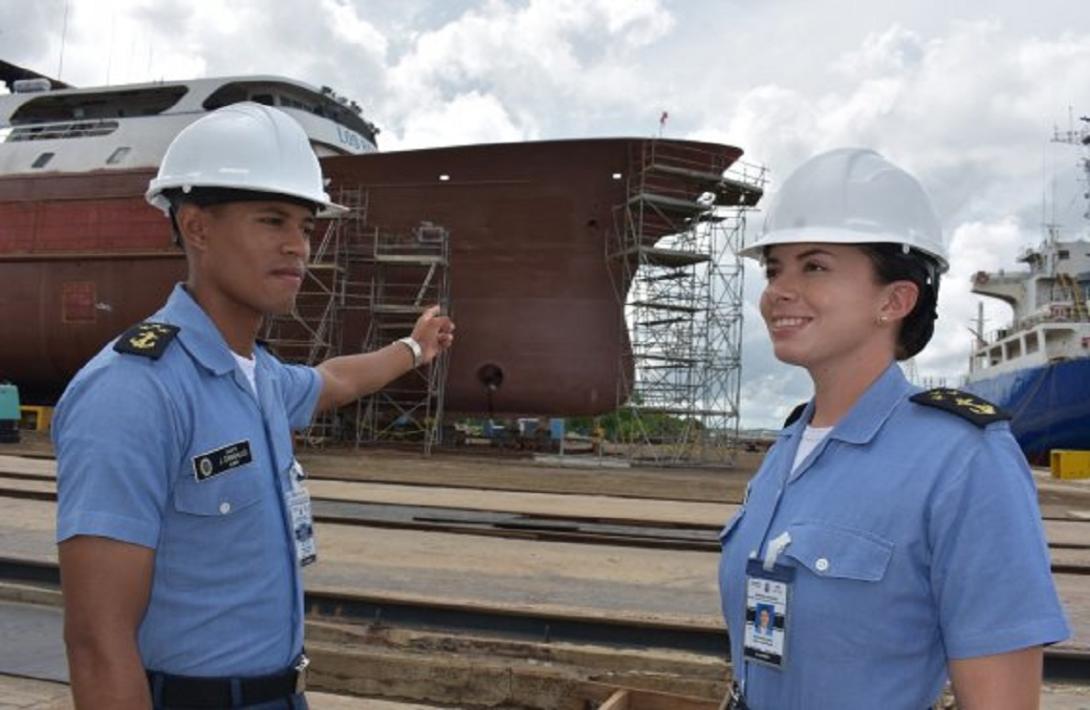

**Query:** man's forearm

left=67, top=638, right=151, bottom=709
left=316, top=342, right=415, bottom=412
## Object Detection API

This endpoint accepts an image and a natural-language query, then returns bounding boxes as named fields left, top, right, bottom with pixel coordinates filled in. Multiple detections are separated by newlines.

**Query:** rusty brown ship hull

left=0, top=138, right=745, bottom=415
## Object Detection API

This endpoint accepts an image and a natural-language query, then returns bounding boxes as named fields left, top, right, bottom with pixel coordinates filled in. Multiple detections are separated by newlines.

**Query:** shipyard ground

left=1, top=434, right=1089, bottom=709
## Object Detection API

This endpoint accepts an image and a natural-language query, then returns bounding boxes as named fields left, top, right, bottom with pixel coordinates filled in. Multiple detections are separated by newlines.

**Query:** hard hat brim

left=740, top=226, right=949, bottom=273
left=146, top=180, right=348, bottom=218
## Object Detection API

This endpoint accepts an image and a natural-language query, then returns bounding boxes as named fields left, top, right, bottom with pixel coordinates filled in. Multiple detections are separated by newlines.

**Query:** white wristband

left=396, top=336, right=423, bottom=368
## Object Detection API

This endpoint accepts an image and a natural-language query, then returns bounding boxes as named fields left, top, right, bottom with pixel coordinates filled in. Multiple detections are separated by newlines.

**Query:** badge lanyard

left=286, top=459, right=317, bottom=567
left=743, top=535, right=793, bottom=670
left=740, top=428, right=812, bottom=684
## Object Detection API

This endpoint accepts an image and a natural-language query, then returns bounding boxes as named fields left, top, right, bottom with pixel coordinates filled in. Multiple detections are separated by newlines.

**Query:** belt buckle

left=293, top=653, right=310, bottom=694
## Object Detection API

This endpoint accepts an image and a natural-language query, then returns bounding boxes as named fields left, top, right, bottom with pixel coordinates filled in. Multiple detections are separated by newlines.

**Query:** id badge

left=287, top=460, right=317, bottom=567
left=743, top=558, right=794, bottom=669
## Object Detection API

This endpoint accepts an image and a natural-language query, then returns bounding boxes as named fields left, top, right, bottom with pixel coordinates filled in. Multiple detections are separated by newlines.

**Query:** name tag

left=192, top=440, right=253, bottom=481
left=744, top=558, right=794, bottom=670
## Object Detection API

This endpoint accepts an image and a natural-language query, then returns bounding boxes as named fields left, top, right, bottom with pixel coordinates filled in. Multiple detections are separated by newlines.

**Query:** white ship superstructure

left=0, top=75, right=378, bottom=176
left=967, top=237, right=1090, bottom=379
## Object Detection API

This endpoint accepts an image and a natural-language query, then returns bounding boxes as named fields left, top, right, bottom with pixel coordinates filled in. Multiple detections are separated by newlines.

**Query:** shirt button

left=815, top=557, right=829, bottom=572
left=219, top=501, right=231, bottom=514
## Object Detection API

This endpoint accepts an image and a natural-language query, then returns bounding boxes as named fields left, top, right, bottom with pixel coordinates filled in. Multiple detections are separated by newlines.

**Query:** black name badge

left=192, top=440, right=253, bottom=481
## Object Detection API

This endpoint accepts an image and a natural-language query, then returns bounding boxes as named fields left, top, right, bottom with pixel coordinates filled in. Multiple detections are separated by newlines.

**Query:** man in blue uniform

left=54, top=102, right=454, bottom=709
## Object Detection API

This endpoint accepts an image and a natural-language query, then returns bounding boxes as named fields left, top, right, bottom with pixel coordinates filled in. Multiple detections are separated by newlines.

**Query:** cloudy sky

left=3, top=0, right=1090, bottom=428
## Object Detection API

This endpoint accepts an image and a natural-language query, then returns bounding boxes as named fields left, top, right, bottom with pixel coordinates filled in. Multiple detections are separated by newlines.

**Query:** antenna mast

left=1052, top=111, right=1090, bottom=224
left=57, top=0, right=70, bottom=81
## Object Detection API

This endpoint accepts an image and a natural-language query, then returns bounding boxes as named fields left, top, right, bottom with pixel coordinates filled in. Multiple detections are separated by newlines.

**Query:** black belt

left=147, top=655, right=308, bottom=709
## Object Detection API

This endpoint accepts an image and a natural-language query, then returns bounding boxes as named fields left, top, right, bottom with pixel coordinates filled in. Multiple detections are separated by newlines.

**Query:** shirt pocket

left=172, top=464, right=264, bottom=517
left=783, top=521, right=893, bottom=582
left=782, top=521, right=909, bottom=658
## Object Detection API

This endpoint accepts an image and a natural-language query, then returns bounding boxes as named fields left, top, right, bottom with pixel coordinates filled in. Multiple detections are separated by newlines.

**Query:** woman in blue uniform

left=718, top=148, right=1069, bottom=709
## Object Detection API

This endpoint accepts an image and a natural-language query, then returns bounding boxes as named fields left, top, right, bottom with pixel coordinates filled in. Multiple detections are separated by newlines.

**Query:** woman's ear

left=880, top=280, right=920, bottom=323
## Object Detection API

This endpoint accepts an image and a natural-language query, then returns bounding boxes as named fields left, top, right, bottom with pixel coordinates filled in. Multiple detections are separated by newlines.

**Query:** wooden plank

left=0, top=476, right=54, bottom=495
left=597, top=689, right=629, bottom=710
left=1050, top=547, right=1090, bottom=568
left=1046, top=520, right=1090, bottom=548
left=0, top=455, right=56, bottom=478
left=582, top=684, right=719, bottom=710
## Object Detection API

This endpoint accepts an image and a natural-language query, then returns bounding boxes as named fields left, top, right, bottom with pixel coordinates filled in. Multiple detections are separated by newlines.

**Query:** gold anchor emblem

left=129, top=327, right=161, bottom=350
left=954, top=396, right=996, bottom=416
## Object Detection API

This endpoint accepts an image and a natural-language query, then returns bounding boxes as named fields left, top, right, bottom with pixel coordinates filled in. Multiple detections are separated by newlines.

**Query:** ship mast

left=1052, top=112, right=1090, bottom=225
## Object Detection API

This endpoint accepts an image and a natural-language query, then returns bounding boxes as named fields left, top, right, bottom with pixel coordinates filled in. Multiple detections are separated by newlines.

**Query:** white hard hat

left=741, top=148, right=948, bottom=273
left=146, top=102, right=347, bottom=216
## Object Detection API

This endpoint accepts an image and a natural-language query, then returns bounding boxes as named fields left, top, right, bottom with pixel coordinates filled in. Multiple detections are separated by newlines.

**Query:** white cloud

left=321, top=0, right=388, bottom=60
left=380, top=0, right=674, bottom=140
left=915, top=218, right=1027, bottom=379
left=833, top=24, right=926, bottom=79
left=384, top=90, right=532, bottom=150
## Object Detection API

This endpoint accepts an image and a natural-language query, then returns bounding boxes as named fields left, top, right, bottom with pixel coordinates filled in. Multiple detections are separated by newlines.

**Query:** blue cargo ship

left=963, top=117, right=1090, bottom=461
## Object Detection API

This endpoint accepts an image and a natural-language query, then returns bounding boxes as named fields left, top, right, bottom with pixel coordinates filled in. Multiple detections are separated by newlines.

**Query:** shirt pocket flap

left=173, top=469, right=263, bottom=516
left=784, top=522, right=893, bottom=582
left=718, top=508, right=745, bottom=543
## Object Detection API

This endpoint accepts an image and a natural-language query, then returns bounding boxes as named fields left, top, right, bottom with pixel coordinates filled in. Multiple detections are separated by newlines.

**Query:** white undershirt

left=232, top=351, right=257, bottom=395
left=792, top=425, right=833, bottom=472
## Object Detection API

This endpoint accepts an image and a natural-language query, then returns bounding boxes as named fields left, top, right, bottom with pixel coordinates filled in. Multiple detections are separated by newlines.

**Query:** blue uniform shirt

left=54, top=284, right=323, bottom=677
left=718, top=363, right=1069, bottom=709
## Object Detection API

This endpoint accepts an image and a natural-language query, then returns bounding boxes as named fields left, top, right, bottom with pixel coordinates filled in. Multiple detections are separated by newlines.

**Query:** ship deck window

left=202, top=81, right=378, bottom=147
left=1025, top=331, right=1039, bottom=354
left=1044, top=328, right=1070, bottom=350
left=106, top=146, right=131, bottom=165
left=10, top=86, right=188, bottom=124
left=31, top=152, right=54, bottom=168
left=988, top=346, right=1002, bottom=367
left=9, top=119, right=119, bottom=142
left=1005, top=338, right=1022, bottom=360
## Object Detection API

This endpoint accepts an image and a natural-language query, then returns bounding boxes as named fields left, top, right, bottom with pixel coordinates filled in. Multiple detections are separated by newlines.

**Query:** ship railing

left=642, top=139, right=733, bottom=176
left=8, top=119, right=119, bottom=141
left=974, top=312, right=1090, bottom=351
left=630, top=142, right=766, bottom=215
left=372, top=223, right=450, bottom=264
left=724, top=159, right=769, bottom=192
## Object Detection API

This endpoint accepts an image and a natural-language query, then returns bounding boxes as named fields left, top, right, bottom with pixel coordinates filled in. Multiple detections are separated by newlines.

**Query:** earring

left=877, top=314, right=888, bottom=325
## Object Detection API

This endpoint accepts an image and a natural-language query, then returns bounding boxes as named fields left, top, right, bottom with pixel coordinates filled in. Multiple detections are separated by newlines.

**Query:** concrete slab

left=3, top=495, right=1089, bottom=655
left=0, top=601, right=66, bottom=681
left=0, top=675, right=71, bottom=710
left=1042, top=681, right=1090, bottom=710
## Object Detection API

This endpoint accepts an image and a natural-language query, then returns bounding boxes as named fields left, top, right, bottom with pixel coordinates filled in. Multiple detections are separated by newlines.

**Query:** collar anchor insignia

left=113, top=322, right=180, bottom=359
left=909, top=388, right=1011, bottom=427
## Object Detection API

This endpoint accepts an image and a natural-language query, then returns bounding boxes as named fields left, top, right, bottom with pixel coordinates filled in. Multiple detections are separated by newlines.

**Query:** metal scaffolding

left=262, top=188, right=450, bottom=454
left=607, top=140, right=765, bottom=466
left=355, top=222, right=451, bottom=455
left=262, top=187, right=368, bottom=444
